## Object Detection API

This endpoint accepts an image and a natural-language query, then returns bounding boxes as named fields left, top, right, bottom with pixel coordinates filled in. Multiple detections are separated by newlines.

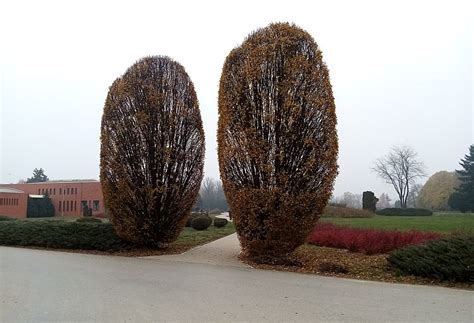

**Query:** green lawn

left=320, top=213, right=474, bottom=233
left=175, top=224, right=236, bottom=248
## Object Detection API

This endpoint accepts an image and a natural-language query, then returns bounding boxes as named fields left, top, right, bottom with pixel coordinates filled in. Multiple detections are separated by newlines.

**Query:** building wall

left=0, top=181, right=105, bottom=217
left=0, top=192, right=28, bottom=218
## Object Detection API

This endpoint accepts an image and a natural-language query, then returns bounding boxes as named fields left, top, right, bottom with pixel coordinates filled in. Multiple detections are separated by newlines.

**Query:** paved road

left=144, top=233, right=249, bottom=268
left=1, top=246, right=472, bottom=322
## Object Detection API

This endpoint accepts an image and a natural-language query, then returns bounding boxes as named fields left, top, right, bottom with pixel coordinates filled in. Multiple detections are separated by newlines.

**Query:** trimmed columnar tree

left=101, top=56, right=205, bottom=247
left=362, top=191, right=378, bottom=212
left=218, top=23, right=338, bottom=260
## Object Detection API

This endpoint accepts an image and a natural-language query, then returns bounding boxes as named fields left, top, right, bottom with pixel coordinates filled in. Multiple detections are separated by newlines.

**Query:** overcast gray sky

left=1, top=0, right=472, bottom=200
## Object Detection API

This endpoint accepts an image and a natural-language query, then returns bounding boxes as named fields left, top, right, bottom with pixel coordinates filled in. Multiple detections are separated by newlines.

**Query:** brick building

left=0, top=180, right=104, bottom=218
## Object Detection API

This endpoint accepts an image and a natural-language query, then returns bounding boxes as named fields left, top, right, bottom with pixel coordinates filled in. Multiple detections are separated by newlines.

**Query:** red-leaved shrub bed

left=308, top=223, right=442, bottom=255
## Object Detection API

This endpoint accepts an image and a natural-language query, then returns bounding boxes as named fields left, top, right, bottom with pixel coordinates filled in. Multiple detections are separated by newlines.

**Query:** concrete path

left=1, top=246, right=473, bottom=322
left=144, top=233, right=249, bottom=268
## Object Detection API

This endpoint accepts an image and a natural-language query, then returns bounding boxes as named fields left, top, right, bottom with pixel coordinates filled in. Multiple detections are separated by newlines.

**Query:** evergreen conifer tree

left=449, top=145, right=474, bottom=212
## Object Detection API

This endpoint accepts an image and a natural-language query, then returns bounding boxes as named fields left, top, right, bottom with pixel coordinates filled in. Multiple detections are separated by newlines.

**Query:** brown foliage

left=322, top=206, right=374, bottom=218
left=100, top=56, right=205, bottom=247
left=217, top=23, right=338, bottom=258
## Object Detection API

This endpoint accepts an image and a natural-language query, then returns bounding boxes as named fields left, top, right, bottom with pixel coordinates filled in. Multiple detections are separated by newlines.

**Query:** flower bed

left=308, top=222, right=441, bottom=255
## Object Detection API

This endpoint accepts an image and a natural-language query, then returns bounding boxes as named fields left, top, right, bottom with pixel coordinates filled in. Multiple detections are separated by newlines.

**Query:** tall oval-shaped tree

left=218, top=23, right=338, bottom=259
left=101, top=56, right=205, bottom=247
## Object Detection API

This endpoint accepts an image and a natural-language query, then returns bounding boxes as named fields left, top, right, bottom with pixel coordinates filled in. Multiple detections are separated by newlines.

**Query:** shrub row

left=0, top=221, right=131, bottom=251
left=375, top=208, right=433, bottom=216
left=76, top=217, right=103, bottom=224
left=308, top=222, right=441, bottom=255
left=0, top=215, right=17, bottom=221
left=388, top=234, right=474, bottom=282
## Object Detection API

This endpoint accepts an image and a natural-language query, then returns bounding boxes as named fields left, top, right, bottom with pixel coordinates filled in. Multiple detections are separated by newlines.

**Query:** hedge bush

left=76, top=217, right=103, bottom=224
left=0, top=215, right=16, bottom=221
left=388, top=234, right=474, bottom=282
left=218, top=23, right=338, bottom=259
left=100, top=56, right=205, bottom=247
left=375, top=208, right=433, bottom=216
left=192, top=216, right=212, bottom=230
left=322, top=206, right=374, bottom=218
left=308, top=222, right=441, bottom=255
left=213, top=218, right=228, bottom=228
left=0, top=221, right=131, bottom=251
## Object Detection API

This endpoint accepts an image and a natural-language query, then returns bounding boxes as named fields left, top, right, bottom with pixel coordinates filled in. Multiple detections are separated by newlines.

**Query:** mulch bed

left=241, top=244, right=473, bottom=290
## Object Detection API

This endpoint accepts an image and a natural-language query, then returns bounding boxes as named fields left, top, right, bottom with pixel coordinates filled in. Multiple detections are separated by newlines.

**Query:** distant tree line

left=195, top=177, right=228, bottom=211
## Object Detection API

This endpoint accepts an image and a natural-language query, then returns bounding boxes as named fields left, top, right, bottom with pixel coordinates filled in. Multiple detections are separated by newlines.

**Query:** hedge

left=0, top=221, right=131, bottom=251
left=375, top=208, right=433, bottom=216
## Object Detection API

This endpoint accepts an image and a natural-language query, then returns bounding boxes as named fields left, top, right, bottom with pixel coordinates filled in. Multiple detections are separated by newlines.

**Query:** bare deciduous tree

left=376, top=193, right=392, bottom=209
left=372, top=146, right=426, bottom=209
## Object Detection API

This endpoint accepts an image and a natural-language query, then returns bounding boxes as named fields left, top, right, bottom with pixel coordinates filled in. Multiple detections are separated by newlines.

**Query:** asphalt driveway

left=1, top=246, right=472, bottom=322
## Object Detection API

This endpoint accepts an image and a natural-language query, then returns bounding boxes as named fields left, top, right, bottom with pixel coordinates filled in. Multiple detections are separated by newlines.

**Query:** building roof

left=13, top=179, right=99, bottom=185
left=0, top=188, right=25, bottom=194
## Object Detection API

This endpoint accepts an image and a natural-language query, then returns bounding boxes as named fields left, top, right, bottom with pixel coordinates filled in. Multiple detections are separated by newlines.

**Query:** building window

left=53, top=188, right=56, bottom=195
left=74, top=201, right=77, bottom=211
left=75, top=188, right=78, bottom=195
left=93, top=200, right=99, bottom=211
left=59, top=201, right=62, bottom=212
left=59, top=188, right=62, bottom=195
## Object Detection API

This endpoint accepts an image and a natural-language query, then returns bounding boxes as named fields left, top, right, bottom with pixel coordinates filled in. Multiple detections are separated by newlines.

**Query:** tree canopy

left=26, top=168, right=49, bottom=183
left=417, top=171, right=459, bottom=210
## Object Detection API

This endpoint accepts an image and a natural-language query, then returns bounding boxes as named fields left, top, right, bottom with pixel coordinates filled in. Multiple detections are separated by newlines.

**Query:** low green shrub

left=388, top=234, right=474, bottom=282
left=0, top=221, right=131, bottom=251
left=76, top=217, right=102, bottom=223
left=192, top=216, right=212, bottom=230
left=376, top=208, right=432, bottom=216
left=0, top=215, right=17, bottom=221
left=213, top=217, right=228, bottom=228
